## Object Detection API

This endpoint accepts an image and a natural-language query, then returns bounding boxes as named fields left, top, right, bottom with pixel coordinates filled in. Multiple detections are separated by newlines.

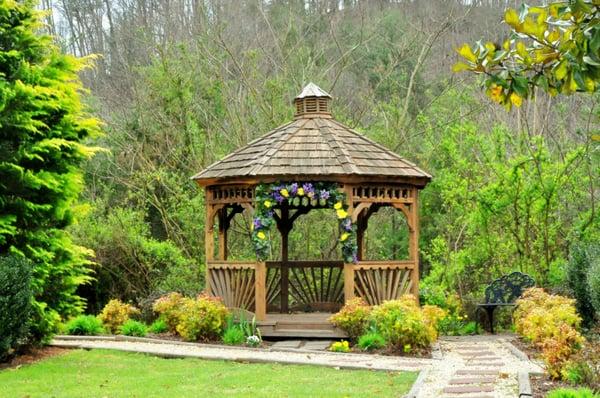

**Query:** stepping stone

left=465, top=362, right=504, bottom=367
left=457, top=350, right=495, bottom=356
left=463, top=356, right=503, bottom=361
left=456, top=346, right=487, bottom=350
left=443, top=385, right=495, bottom=394
left=271, top=340, right=303, bottom=349
left=456, top=370, right=499, bottom=376
left=448, top=377, right=496, bottom=385
left=302, top=340, right=332, bottom=351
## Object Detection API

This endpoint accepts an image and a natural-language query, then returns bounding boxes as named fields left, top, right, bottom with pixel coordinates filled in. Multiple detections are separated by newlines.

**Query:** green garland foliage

left=0, top=1, right=101, bottom=342
left=252, top=182, right=357, bottom=263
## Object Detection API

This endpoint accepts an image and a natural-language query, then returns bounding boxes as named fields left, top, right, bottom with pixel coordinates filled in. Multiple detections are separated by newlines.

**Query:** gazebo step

left=261, top=328, right=347, bottom=338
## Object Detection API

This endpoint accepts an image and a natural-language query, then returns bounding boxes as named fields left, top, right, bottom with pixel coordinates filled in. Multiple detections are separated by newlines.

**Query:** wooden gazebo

left=192, top=83, right=431, bottom=337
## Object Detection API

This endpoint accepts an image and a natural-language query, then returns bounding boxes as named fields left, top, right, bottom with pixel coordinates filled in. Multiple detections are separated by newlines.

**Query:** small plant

left=119, top=320, right=148, bottom=337
left=246, top=335, right=261, bottom=347
left=98, top=299, right=140, bottom=334
left=357, top=331, right=386, bottom=351
left=222, top=326, right=245, bottom=345
left=152, top=292, right=185, bottom=333
left=64, top=315, right=104, bottom=336
left=148, top=319, right=168, bottom=334
left=546, top=388, right=599, bottom=398
left=329, top=340, right=350, bottom=353
left=238, top=315, right=262, bottom=341
left=329, top=298, right=371, bottom=340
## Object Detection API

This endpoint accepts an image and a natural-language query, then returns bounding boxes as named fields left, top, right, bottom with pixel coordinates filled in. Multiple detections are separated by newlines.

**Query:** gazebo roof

left=192, top=83, right=431, bottom=187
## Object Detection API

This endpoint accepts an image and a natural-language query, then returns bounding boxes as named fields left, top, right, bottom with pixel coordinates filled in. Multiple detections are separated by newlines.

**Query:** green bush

left=222, top=326, right=245, bottom=345
left=153, top=292, right=185, bottom=333
left=329, top=298, right=371, bottom=340
left=586, top=253, right=600, bottom=318
left=370, top=296, right=441, bottom=353
left=0, top=255, right=32, bottom=361
left=64, top=315, right=104, bottom=336
left=546, top=388, right=599, bottom=398
left=566, top=243, right=598, bottom=326
left=357, top=331, right=386, bottom=351
left=148, top=319, right=168, bottom=334
left=175, top=295, right=229, bottom=342
left=119, top=320, right=148, bottom=337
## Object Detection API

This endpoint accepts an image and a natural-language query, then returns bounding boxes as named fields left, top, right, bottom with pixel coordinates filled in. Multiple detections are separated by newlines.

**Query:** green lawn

left=0, top=349, right=417, bottom=397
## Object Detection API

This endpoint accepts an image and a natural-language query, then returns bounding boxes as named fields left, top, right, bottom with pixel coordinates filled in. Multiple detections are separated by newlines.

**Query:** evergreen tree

left=0, top=0, right=100, bottom=341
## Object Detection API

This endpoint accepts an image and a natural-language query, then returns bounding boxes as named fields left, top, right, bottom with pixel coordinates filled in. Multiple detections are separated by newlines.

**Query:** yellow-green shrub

left=175, top=294, right=229, bottom=342
left=514, top=288, right=585, bottom=380
left=97, top=299, right=140, bottom=334
left=422, top=305, right=447, bottom=341
left=329, top=340, right=350, bottom=353
left=329, top=298, right=371, bottom=340
left=514, top=288, right=581, bottom=344
left=152, top=292, right=185, bottom=333
left=370, top=295, right=443, bottom=353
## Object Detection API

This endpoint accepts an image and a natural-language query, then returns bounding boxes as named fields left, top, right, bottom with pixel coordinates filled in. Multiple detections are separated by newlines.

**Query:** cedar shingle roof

left=192, top=84, right=431, bottom=186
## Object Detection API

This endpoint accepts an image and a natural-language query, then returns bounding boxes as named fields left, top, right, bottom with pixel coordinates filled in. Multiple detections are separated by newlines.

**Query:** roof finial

left=294, top=83, right=332, bottom=118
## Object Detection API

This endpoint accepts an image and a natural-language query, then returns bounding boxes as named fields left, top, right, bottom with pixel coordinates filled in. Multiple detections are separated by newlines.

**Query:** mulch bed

left=0, top=346, right=70, bottom=370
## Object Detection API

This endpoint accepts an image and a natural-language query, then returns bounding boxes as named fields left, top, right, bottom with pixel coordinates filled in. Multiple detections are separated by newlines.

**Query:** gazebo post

left=279, top=204, right=290, bottom=313
left=408, top=190, right=420, bottom=299
left=254, top=261, right=267, bottom=321
left=204, top=203, right=215, bottom=294
left=343, top=184, right=355, bottom=303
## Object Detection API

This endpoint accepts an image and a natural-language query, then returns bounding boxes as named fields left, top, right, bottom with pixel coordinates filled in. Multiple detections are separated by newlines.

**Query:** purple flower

left=273, top=192, right=285, bottom=203
left=266, top=210, right=274, bottom=218
left=253, top=218, right=262, bottom=229
left=319, top=190, right=330, bottom=200
left=302, top=183, right=314, bottom=194
left=352, top=253, right=359, bottom=264
left=290, top=183, right=298, bottom=195
left=342, top=218, right=352, bottom=231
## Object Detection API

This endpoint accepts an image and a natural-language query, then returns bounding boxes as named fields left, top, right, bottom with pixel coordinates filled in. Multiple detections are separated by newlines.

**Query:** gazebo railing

left=207, top=261, right=257, bottom=311
left=346, top=260, right=416, bottom=306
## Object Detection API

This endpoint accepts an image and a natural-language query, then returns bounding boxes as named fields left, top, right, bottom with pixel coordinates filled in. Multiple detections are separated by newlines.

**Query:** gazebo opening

left=193, top=83, right=431, bottom=337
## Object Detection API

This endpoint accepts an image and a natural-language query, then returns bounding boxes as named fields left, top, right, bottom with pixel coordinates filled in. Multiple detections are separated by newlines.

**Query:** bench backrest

left=484, top=272, right=535, bottom=304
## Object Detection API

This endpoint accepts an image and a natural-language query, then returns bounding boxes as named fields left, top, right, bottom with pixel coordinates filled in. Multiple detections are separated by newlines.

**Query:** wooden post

left=254, top=261, right=266, bottom=321
left=344, top=263, right=355, bottom=302
left=280, top=205, right=290, bottom=313
left=205, top=204, right=215, bottom=295
left=408, top=190, right=420, bottom=300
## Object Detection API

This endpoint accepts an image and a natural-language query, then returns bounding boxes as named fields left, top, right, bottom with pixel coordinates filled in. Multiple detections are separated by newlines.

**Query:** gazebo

left=192, top=83, right=431, bottom=337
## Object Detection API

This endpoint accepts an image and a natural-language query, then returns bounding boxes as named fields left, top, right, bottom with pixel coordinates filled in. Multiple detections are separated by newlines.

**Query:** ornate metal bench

left=476, top=272, right=535, bottom=334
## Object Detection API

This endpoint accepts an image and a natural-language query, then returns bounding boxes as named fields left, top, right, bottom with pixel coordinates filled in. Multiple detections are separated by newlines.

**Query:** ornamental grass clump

left=357, top=331, right=386, bottom=351
left=329, top=297, right=371, bottom=340
left=64, top=315, right=104, bottom=336
left=119, top=320, right=148, bottom=337
left=514, top=288, right=585, bottom=379
left=97, top=299, right=140, bottom=334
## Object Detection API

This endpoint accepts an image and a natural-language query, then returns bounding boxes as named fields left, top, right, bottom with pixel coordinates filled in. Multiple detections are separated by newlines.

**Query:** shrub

left=421, top=288, right=473, bottom=336
left=514, top=288, right=586, bottom=380
left=546, top=388, right=599, bottom=398
left=98, top=299, right=140, bottom=334
left=120, top=320, right=148, bottom=337
left=0, top=255, right=32, bottom=361
left=566, top=243, right=598, bottom=326
left=514, top=288, right=581, bottom=344
left=148, top=319, right=168, bottom=334
left=422, top=305, right=447, bottom=340
left=587, top=254, right=600, bottom=317
left=329, top=341, right=350, bottom=353
left=64, top=315, right=104, bottom=336
left=152, top=292, right=185, bottom=333
left=357, top=331, right=386, bottom=351
left=329, top=298, right=371, bottom=340
left=370, top=295, right=442, bottom=353
left=175, top=295, right=229, bottom=342
left=561, top=342, right=600, bottom=390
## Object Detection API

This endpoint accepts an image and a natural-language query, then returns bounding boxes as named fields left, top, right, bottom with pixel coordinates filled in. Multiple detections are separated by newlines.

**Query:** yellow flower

left=250, top=224, right=254, bottom=231
left=297, top=187, right=304, bottom=196
left=510, top=92, right=522, bottom=107
left=336, top=209, right=348, bottom=219
left=334, top=202, right=343, bottom=210
left=340, top=233, right=349, bottom=242
left=280, top=189, right=289, bottom=198
left=257, top=231, right=266, bottom=240
left=264, top=200, right=272, bottom=208
left=489, top=84, right=503, bottom=103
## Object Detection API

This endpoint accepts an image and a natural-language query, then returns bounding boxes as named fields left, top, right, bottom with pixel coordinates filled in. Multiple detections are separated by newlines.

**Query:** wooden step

left=261, top=328, right=347, bottom=338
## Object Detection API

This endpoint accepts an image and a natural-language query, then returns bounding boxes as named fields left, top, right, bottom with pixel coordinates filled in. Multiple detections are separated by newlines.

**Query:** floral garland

left=251, top=182, right=358, bottom=263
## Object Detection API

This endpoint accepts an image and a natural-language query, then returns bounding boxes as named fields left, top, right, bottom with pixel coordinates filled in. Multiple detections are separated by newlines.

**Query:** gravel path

left=50, top=334, right=542, bottom=397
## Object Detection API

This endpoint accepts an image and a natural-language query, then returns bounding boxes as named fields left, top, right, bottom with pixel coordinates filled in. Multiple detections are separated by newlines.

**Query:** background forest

left=40, top=0, right=598, bottom=314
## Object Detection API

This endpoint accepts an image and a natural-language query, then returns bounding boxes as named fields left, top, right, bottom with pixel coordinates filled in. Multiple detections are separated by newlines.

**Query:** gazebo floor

left=258, top=312, right=347, bottom=339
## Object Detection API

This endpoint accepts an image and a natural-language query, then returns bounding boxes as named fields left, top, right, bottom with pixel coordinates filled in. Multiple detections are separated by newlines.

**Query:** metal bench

left=476, top=272, right=535, bottom=334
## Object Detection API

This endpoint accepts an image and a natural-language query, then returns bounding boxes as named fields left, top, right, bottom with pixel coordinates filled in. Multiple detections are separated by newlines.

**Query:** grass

left=0, top=349, right=417, bottom=397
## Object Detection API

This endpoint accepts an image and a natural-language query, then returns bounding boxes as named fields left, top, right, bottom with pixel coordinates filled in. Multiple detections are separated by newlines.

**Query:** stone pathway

left=416, top=335, right=543, bottom=398
left=50, top=334, right=542, bottom=398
